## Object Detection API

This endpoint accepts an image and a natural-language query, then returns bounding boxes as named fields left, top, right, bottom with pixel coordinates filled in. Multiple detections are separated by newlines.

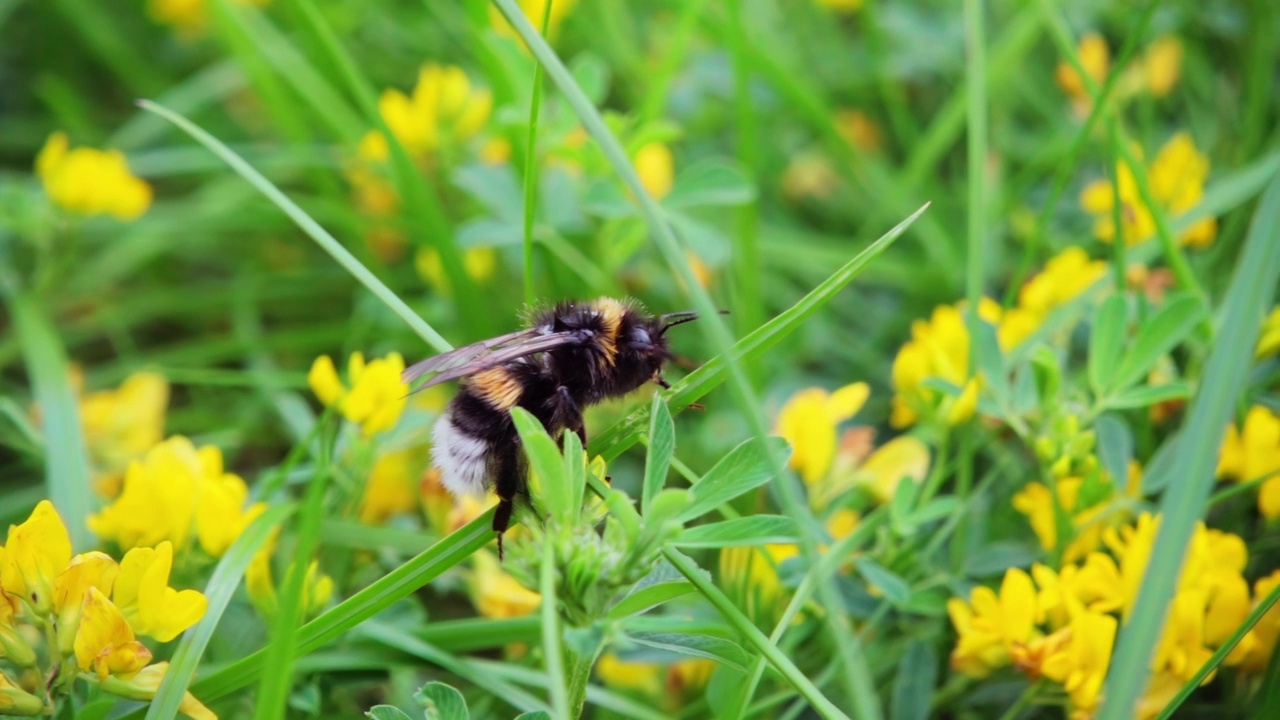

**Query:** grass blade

left=540, top=537, right=570, bottom=718
left=137, top=99, right=452, bottom=353
left=8, top=291, right=95, bottom=549
left=520, top=0, right=554, bottom=305
left=1097, top=172, right=1280, bottom=719
left=964, top=0, right=988, bottom=308
left=147, top=503, right=295, bottom=720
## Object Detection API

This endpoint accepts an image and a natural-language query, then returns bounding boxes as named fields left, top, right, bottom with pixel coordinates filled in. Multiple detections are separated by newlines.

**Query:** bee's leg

left=492, top=445, right=522, bottom=560
left=549, top=385, right=586, bottom=448
left=654, top=374, right=672, bottom=390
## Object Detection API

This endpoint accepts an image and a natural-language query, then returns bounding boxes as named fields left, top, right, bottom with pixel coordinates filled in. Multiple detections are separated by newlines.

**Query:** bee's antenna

left=659, top=310, right=699, bottom=332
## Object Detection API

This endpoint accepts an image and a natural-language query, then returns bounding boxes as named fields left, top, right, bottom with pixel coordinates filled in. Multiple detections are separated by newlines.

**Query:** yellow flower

left=1137, top=671, right=1184, bottom=720
left=855, top=436, right=930, bottom=504
left=596, top=652, right=664, bottom=696
left=472, top=551, right=540, bottom=619
left=781, top=152, right=838, bottom=202
left=78, top=371, right=168, bottom=497
left=890, top=299, right=1024, bottom=427
left=98, top=662, right=217, bottom=720
left=480, top=137, right=512, bottom=165
left=1040, top=610, right=1116, bottom=715
left=359, top=448, right=426, bottom=525
left=112, top=543, right=207, bottom=643
left=775, top=383, right=869, bottom=485
left=1238, top=570, right=1280, bottom=672
left=1217, top=406, right=1280, bottom=518
left=308, top=352, right=409, bottom=436
left=52, top=552, right=119, bottom=655
left=36, top=132, right=152, bottom=220
left=1012, top=478, right=1117, bottom=564
left=415, top=246, right=498, bottom=292
left=245, top=549, right=334, bottom=621
left=720, top=544, right=799, bottom=628
left=365, top=64, right=493, bottom=160
left=1151, top=589, right=1214, bottom=681
left=1080, top=132, right=1216, bottom=248
left=1055, top=33, right=1109, bottom=108
left=88, top=437, right=262, bottom=556
left=0, top=574, right=35, bottom=667
left=420, top=468, right=453, bottom=534
left=0, top=500, right=72, bottom=615
left=1017, top=247, right=1107, bottom=315
left=947, top=568, right=1038, bottom=677
left=816, top=0, right=862, bottom=11
left=835, top=109, right=880, bottom=151
left=1257, top=307, right=1280, bottom=359
left=490, top=0, right=579, bottom=46
left=74, top=587, right=152, bottom=680
left=148, top=0, right=266, bottom=36
left=1138, top=35, right=1183, bottom=97
left=0, top=670, right=43, bottom=715
left=667, top=658, right=716, bottom=696
left=826, top=509, right=860, bottom=542
left=634, top=143, right=674, bottom=200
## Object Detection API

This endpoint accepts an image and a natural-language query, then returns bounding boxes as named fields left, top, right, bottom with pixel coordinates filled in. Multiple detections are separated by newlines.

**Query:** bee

left=402, top=297, right=700, bottom=555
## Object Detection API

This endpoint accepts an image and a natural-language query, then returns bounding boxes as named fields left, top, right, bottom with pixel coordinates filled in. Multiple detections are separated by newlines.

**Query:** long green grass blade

left=137, top=100, right=451, bottom=353
left=964, top=0, right=988, bottom=308
left=1097, top=172, right=1280, bottom=719
left=8, top=292, right=94, bottom=549
left=147, top=503, right=295, bottom=720
left=520, top=0, right=553, bottom=306
left=539, top=537, right=570, bottom=718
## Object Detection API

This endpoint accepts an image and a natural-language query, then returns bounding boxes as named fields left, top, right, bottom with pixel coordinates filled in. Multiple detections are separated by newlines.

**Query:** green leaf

left=679, top=437, right=790, bottom=521
left=366, top=707, right=414, bottom=720
left=511, top=407, right=571, bottom=523
left=563, top=429, right=586, bottom=525
left=890, top=639, right=939, bottom=720
left=889, top=473, right=920, bottom=535
left=569, top=52, right=610, bottom=105
left=1089, top=294, right=1127, bottom=396
left=672, top=516, right=799, bottom=548
left=1095, top=414, right=1133, bottom=489
left=8, top=292, right=95, bottom=549
left=1098, top=171, right=1280, bottom=720
left=607, top=580, right=696, bottom=619
left=665, top=159, right=757, bottom=209
left=148, top=503, right=294, bottom=720
left=642, top=394, right=675, bottom=513
left=969, top=315, right=1007, bottom=402
left=514, top=714, right=553, bottom=720
left=416, top=682, right=470, bottom=720
left=1102, top=382, right=1193, bottom=410
left=628, top=632, right=750, bottom=672
left=1108, top=294, right=1206, bottom=394
left=76, top=700, right=117, bottom=720
left=854, top=558, right=910, bottom=607
left=1141, top=431, right=1181, bottom=495
left=902, top=497, right=963, bottom=532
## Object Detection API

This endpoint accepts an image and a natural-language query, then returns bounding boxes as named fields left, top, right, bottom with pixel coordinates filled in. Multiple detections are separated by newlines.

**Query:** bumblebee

left=402, top=297, right=699, bottom=554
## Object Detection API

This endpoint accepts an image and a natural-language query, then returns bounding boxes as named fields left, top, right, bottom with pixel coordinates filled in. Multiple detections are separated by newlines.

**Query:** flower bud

left=0, top=671, right=44, bottom=716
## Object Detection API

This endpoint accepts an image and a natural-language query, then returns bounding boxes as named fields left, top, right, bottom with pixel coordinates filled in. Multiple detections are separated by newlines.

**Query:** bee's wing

left=402, top=329, right=581, bottom=390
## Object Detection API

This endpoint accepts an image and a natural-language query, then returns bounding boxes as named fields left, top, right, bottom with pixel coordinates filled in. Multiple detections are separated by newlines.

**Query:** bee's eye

left=629, top=327, right=651, bottom=346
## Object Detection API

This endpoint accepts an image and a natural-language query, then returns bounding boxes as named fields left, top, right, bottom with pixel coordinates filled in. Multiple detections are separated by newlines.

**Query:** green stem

left=520, top=0, right=553, bottom=306
left=964, top=0, right=988, bottom=309
left=1108, top=124, right=1127, bottom=290
left=997, top=680, right=1043, bottom=720
left=664, top=548, right=852, bottom=720
left=540, top=537, right=570, bottom=718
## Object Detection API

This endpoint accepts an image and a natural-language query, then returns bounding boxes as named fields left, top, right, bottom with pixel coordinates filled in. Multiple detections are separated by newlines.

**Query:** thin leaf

left=1109, top=294, right=1205, bottom=394
left=1102, top=382, right=1193, bottom=411
left=642, top=394, right=675, bottom=513
left=665, top=159, right=757, bottom=209
left=678, top=437, right=790, bottom=521
left=417, top=682, right=470, bottom=720
left=628, top=632, right=750, bottom=672
left=854, top=559, right=910, bottom=607
left=366, top=708, right=414, bottom=720
left=1095, top=414, right=1134, bottom=490
left=8, top=292, right=94, bottom=549
left=606, top=580, right=696, bottom=620
left=511, top=407, right=571, bottom=523
left=672, top=516, right=800, bottom=548
left=890, top=639, right=939, bottom=720
left=1089, top=294, right=1127, bottom=396
left=1098, top=172, right=1280, bottom=719
left=136, top=100, right=452, bottom=353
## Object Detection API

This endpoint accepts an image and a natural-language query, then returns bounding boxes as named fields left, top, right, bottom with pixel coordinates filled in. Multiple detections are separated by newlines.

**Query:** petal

left=859, top=436, right=930, bottom=503
left=826, top=382, right=870, bottom=422
left=307, top=355, right=344, bottom=407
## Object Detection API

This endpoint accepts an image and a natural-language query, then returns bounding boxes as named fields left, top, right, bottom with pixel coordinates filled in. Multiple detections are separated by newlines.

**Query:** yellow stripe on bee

left=472, top=367, right=523, bottom=410
left=593, top=297, right=625, bottom=367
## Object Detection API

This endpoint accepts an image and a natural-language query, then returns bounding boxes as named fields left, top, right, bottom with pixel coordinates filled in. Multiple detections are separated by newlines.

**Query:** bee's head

left=610, top=310, right=698, bottom=394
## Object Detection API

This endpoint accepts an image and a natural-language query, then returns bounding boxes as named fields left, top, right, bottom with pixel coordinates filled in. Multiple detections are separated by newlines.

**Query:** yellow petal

left=74, top=587, right=152, bottom=680
left=634, top=143, right=674, bottom=200
left=53, top=551, right=120, bottom=653
left=1, top=500, right=73, bottom=614
left=826, top=382, right=870, bottom=423
left=307, top=355, right=345, bottom=408
left=115, top=542, right=207, bottom=642
left=858, top=436, right=930, bottom=503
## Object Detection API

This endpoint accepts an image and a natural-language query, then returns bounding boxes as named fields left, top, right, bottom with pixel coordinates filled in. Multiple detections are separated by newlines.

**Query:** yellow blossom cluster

left=0, top=502, right=213, bottom=718
left=891, top=248, right=1107, bottom=428
left=147, top=0, right=267, bottom=37
left=949, top=513, right=1280, bottom=718
left=245, top=533, right=334, bottom=622
left=1217, top=406, right=1280, bottom=519
left=74, top=370, right=169, bottom=496
left=89, top=437, right=266, bottom=557
left=489, top=0, right=579, bottom=47
left=308, top=352, right=409, bottom=437
left=36, top=133, right=152, bottom=221
left=1080, top=132, right=1217, bottom=248
left=1056, top=33, right=1184, bottom=114
left=595, top=652, right=716, bottom=709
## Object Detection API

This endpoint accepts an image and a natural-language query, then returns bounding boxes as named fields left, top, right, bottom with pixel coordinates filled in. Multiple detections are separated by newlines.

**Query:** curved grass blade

left=1098, top=172, right=1280, bottom=719
left=540, top=536, right=570, bottom=719
left=8, top=291, right=94, bottom=549
left=136, top=100, right=452, bottom=354
left=147, top=503, right=296, bottom=720
left=117, top=510, right=496, bottom=717
left=592, top=203, right=928, bottom=462
left=1154, top=580, right=1280, bottom=720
